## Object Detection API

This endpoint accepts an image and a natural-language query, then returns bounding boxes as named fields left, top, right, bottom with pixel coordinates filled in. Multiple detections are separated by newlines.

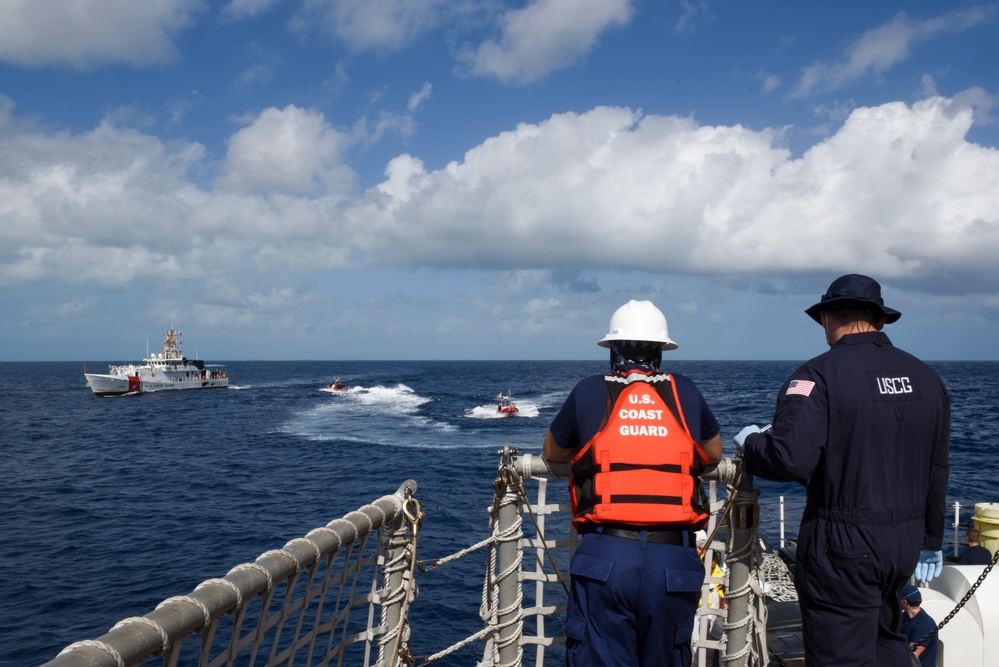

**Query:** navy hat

left=901, top=584, right=921, bottom=601
left=805, top=274, right=902, bottom=325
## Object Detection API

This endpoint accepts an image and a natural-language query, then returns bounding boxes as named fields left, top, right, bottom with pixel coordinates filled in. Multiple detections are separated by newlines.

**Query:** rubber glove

left=914, top=549, right=943, bottom=583
left=733, top=425, right=761, bottom=456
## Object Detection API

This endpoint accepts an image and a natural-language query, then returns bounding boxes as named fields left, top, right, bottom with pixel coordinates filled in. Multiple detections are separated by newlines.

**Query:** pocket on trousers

left=664, top=551, right=705, bottom=593
left=570, top=552, right=614, bottom=583
left=799, top=519, right=881, bottom=608
left=821, top=547, right=878, bottom=607
left=565, top=613, right=585, bottom=641
left=674, top=616, right=695, bottom=645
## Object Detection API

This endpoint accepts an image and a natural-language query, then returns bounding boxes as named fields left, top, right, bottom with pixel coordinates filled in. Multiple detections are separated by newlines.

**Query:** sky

left=1, top=0, right=998, bottom=362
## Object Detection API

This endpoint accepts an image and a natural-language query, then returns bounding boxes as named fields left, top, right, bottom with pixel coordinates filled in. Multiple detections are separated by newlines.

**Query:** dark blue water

left=1, top=360, right=995, bottom=665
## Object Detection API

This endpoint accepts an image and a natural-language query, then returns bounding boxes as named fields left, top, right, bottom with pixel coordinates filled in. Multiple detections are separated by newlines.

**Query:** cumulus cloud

left=215, top=105, right=355, bottom=196
left=0, top=102, right=353, bottom=287
left=2, top=94, right=998, bottom=296
left=792, top=7, right=995, bottom=97
left=458, top=0, right=635, bottom=83
left=0, top=0, right=200, bottom=68
left=353, top=97, right=999, bottom=291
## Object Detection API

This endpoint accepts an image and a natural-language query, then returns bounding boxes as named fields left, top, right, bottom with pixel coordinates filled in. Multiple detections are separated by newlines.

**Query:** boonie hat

left=805, top=274, right=901, bottom=325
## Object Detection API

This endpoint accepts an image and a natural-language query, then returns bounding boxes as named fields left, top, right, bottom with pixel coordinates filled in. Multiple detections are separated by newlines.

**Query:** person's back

left=738, top=274, right=950, bottom=667
left=797, top=336, right=949, bottom=523
left=958, top=528, right=993, bottom=565
left=542, top=300, right=723, bottom=667
left=901, top=585, right=938, bottom=666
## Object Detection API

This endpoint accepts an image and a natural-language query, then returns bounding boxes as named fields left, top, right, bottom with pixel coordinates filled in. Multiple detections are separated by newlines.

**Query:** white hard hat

left=598, top=300, right=678, bottom=350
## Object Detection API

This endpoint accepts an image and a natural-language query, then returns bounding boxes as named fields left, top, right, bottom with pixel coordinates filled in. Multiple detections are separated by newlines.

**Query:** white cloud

left=294, top=0, right=448, bottom=52
left=674, top=0, right=712, bottom=33
left=459, top=0, right=635, bottom=83
left=221, top=0, right=283, bottom=21
left=355, top=97, right=999, bottom=291
left=353, top=83, right=433, bottom=148
left=792, top=7, right=995, bottom=97
left=0, top=0, right=200, bottom=68
left=408, top=83, right=433, bottom=112
left=2, top=94, right=998, bottom=297
left=215, top=105, right=355, bottom=196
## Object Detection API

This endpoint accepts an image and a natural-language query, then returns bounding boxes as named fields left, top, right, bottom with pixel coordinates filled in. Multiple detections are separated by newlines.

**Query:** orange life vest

left=569, top=371, right=708, bottom=529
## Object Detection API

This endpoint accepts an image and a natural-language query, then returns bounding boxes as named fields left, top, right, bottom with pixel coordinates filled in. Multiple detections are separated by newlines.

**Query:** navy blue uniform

left=743, top=331, right=950, bottom=667
left=957, top=544, right=992, bottom=565
left=902, top=608, right=938, bottom=666
left=549, top=370, right=720, bottom=667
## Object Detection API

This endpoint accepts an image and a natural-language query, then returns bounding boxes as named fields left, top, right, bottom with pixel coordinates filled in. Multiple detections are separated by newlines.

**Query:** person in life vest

left=543, top=300, right=723, bottom=667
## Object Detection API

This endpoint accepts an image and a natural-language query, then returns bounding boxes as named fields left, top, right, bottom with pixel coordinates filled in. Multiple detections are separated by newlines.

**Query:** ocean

left=1, top=359, right=995, bottom=666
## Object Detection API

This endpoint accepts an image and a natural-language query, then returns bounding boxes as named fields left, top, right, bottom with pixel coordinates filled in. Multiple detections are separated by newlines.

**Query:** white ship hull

left=85, top=369, right=228, bottom=395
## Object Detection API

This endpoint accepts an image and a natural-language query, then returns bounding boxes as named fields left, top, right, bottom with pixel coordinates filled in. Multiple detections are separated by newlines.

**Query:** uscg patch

left=786, top=380, right=815, bottom=397
left=867, top=371, right=922, bottom=401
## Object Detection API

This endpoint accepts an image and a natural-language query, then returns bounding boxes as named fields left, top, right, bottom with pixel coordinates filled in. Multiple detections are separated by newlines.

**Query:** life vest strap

left=609, top=462, right=684, bottom=473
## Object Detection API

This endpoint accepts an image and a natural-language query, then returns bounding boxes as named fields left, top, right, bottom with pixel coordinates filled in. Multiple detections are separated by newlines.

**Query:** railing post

left=494, top=447, right=524, bottom=667
left=954, top=502, right=961, bottom=558
left=724, top=468, right=760, bottom=667
left=779, top=496, right=785, bottom=549
left=377, top=502, right=412, bottom=667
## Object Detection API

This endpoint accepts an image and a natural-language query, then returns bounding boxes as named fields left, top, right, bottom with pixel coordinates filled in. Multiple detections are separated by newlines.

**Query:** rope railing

left=46, top=451, right=818, bottom=667
left=43, top=480, right=420, bottom=667
left=394, top=449, right=570, bottom=667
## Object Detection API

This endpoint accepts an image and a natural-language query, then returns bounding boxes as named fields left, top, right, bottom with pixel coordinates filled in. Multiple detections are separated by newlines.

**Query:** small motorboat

left=497, top=391, right=519, bottom=415
left=322, top=378, right=352, bottom=393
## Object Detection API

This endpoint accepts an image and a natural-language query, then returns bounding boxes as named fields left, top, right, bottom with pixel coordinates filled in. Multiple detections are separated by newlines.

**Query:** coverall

left=742, top=331, right=950, bottom=667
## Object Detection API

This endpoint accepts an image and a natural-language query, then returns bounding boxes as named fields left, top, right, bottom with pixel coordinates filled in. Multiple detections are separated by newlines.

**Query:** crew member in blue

left=900, top=585, right=938, bottom=666
left=735, top=274, right=950, bottom=667
left=958, top=527, right=993, bottom=565
left=542, top=300, right=723, bottom=667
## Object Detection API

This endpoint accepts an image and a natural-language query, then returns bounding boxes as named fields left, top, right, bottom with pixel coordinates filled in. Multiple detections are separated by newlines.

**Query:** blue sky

left=1, top=0, right=998, bottom=362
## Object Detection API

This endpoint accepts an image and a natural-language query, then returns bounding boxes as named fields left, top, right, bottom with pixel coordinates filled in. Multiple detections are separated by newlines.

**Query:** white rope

left=156, top=595, right=212, bottom=629
left=195, top=577, right=244, bottom=609
left=229, top=561, right=275, bottom=590
left=57, top=639, right=126, bottom=667
left=110, top=615, right=171, bottom=651
left=324, top=517, right=360, bottom=542
left=284, top=536, right=322, bottom=564
left=378, top=508, right=422, bottom=665
left=422, top=534, right=497, bottom=569
left=260, top=547, right=302, bottom=574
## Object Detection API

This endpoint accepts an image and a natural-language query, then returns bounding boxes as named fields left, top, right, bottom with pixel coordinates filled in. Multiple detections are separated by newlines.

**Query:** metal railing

left=502, top=452, right=766, bottom=667
left=46, top=450, right=803, bottom=667
left=44, top=480, right=420, bottom=667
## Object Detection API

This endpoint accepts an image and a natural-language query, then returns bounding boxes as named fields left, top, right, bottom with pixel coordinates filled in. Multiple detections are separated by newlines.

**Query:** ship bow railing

left=44, top=480, right=421, bottom=667
left=46, top=450, right=783, bottom=667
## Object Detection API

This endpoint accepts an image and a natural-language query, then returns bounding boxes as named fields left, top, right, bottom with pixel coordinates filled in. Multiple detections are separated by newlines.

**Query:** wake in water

left=284, top=384, right=454, bottom=445
left=465, top=402, right=541, bottom=419
left=340, top=384, right=431, bottom=411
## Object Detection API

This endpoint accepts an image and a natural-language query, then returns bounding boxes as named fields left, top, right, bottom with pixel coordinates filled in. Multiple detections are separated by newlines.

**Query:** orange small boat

left=497, top=391, right=519, bottom=415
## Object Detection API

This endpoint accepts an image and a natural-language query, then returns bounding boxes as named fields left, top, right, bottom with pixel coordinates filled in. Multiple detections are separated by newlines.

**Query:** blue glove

left=914, top=549, right=943, bottom=583
left=733, top=425, right=761, bottom=455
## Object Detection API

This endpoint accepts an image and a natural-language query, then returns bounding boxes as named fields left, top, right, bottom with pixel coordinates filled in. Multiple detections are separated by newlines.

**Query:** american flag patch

left=786, top=380, right=815, bottom=397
